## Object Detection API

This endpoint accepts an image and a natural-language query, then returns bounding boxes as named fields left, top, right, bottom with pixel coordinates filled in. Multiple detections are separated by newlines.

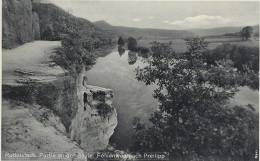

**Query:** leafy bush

left=51, top=16, right=97, bottom=74
left=132, top=38, right=258, bottom=160
left=51, top=11, right=116, bottom=73
left=203, top=43, right=259, bottom=89
left=204, top=44, right=259, bottom=72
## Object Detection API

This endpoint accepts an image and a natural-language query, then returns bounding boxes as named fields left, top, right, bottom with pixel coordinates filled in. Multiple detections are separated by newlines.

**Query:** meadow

left=138, top=36, right=259, bottom=53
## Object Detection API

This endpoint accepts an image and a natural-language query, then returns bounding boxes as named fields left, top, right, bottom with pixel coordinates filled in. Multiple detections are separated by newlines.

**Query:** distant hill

left=94, top=20, right=194, bottom=39
left=190, top=25, right=259, bottom=37
left=95, top=20, right=259, bottom=39
left=95, top=20, right=114, bottom=30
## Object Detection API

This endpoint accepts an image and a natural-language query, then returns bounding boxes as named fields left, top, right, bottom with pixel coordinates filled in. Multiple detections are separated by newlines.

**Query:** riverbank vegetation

left=51, top=16, right=115, bottom=74
left=202, top=44, right=259, bottom=90
left=132, top=38, right=258, bottom=161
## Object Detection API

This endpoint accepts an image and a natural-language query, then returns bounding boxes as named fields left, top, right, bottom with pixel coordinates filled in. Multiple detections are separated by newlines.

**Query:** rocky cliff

left=1, top=0, right=94, bottom=48
left=2, top=0, right=118, bottom=157
left=2, top=41, right=117, bottom=158
left=71, top=83, right=117, bottom=152
left=2, top=0, right=41, bottom=48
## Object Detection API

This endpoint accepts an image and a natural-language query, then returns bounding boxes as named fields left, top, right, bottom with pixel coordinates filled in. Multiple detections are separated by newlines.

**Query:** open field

left=138, top=37, right=259, bottom=53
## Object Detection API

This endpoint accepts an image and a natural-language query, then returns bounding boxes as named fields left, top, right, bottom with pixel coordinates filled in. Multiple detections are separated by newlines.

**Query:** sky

left=47, top=0, right=259, bottom=29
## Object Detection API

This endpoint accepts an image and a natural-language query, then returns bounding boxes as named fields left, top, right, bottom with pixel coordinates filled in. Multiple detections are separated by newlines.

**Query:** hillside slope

left=94, top=20, right=194, bottom=39
left=33, top=2, right=96, bottom=40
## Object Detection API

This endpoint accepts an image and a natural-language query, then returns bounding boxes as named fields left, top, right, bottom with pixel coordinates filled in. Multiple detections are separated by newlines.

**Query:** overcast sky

left=48, top=0, right=259, bottom=29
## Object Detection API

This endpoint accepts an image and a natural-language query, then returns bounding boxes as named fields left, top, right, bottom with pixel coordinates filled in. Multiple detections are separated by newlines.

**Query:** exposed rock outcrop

left=71, top=84, right=117, bottom=151
left=2, top=41, right=76, bottom=131
left=2, top=41, right=117, bottom=154
left=32, top=12, right=41, bottom=40
left=2, top=0, right=96, bottom=48
left=2, top=0, right=118, bottom=155
left=2, top=0, right=115, bottom=50
left=2, top=0, right=40, bottom=48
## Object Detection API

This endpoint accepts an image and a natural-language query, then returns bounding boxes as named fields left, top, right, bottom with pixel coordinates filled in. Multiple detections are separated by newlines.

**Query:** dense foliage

left=203, top=43, right=259, bottom=89
left=51, top=16, right=97, bottom=74
left=127, top=37, right=138, bottom=51
left=118, top=36, right=125, bottom=46
left=35, top=2, right=115, bottom=64
left=132, top=38, right=258, bottom=160
left=240, top=26, right=254, bottom=41
left=33, top=2, right=96, bottom=41
left=51, top=13, right=115, bottom=73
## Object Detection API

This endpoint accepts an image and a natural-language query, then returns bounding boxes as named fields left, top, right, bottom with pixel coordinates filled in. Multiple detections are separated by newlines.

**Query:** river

left=86, top=44, right=259, bottom=150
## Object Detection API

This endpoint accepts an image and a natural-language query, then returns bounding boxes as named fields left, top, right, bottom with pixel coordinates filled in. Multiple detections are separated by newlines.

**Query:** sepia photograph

left=1, top=0, right=259, bottom=161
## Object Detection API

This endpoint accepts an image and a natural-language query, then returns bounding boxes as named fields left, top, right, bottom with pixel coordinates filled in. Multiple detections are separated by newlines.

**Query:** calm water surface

left=86, top=49, right=158, bottom=149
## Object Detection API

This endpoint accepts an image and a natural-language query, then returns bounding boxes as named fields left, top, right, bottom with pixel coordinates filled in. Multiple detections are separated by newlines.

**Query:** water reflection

left=86, top=49, right=158, bottom=149
left=128, top=51, right=138, bottom=65
left=118, top=45, right=125, bottom=56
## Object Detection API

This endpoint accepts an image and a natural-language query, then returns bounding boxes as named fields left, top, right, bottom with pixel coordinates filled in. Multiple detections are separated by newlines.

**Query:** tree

left=240, top=26, right=253, bottom=41
left=132, top=38, right=258, bottom=160
left=52, top=17, right=96, bottom=74
left=127, top=37, right=138, bottom=51
left=41, top=25, right=54, bottom=40
left=118, top=36, right=125, bottom=46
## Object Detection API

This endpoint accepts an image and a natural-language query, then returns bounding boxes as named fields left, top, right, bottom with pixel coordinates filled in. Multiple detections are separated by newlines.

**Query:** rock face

left=32, top=12, right=41, bottom=40
left=2, top=0, right=95, bottom=48
left=2, top=41, right=118, bottom=154
left=2, top=0, right=40, bottom=48
left=71, top=84, right=117, bottom=151
left=2, top=0, right=113, bottom=49
left=2, top=0, right=118, bottom=155
left=2, top=41, right=76, bottom=131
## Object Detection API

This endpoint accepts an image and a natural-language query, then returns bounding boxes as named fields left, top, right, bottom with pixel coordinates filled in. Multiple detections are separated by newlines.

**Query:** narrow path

left=2, top=41, right=65, bottom=85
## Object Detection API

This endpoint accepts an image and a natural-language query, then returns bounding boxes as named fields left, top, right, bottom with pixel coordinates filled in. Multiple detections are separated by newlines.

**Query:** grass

left=137, top=36, right=259, bottom=53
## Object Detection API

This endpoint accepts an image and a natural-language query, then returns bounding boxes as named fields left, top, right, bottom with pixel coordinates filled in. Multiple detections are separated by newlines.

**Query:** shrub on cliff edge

left=51, top=16, right=96, bottom=74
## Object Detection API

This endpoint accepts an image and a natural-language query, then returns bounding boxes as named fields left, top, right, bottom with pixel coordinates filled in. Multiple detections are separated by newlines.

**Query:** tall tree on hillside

left=132, top=38, right=258, bottom=160
left=240, top=26, right=253, bottom=41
